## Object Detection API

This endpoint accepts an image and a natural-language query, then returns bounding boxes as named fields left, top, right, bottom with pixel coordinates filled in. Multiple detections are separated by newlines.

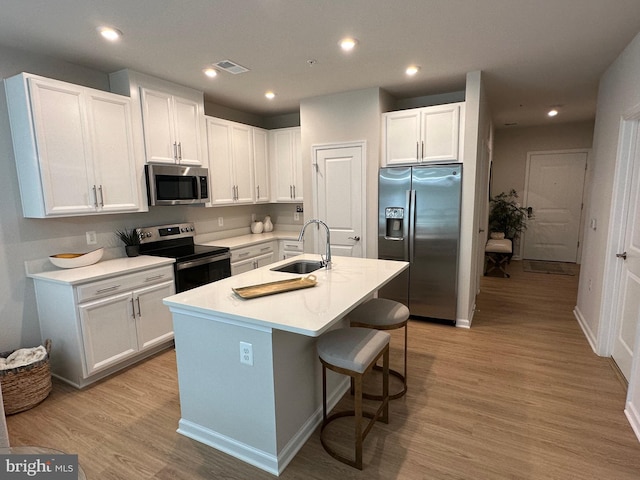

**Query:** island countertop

left=163, top=254, right=408, bottom=337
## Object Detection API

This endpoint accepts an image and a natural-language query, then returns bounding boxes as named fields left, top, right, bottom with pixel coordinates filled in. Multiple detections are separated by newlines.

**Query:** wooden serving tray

left=232, top=275, right=317, bottom=299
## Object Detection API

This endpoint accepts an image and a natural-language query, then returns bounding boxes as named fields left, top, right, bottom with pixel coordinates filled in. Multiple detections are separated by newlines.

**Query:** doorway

left=522, top=150, right=588, bottom=262
left=312, top=142, right=366, bottom=258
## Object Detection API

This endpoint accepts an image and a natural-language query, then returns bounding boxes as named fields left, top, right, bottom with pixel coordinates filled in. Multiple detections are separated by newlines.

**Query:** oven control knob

left=145, top=232, right=152, bottom=238
left=190, top=226, right=194, bottom=231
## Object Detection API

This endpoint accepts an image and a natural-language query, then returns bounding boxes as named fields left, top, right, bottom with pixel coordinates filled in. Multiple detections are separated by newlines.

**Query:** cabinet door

left=140, top=88, right=176, bottom=164
left=174, top=96, right=202, bottom=165
left=231, top=123, right=254, bottom=203
left=253, top=128, right=270, bottom=202
left=420, top=104, right=460, bottom=162
left=255, top=252, right=275, bottom=268
left=291, top=128, right=303, bottom=200
left=271, top=128, right=298, bottom=202
left=28, top=77, right=95, bottom=215
left=134, top=281, right=175, bottom=351
left=207, top=118, right=235, bottom=204
left=383, top=110, right=421, bottom=166
left=231, top=257, right=257, bottom=276
left=86, top=91, right=141, bottom=212
left=78, top=292, right=138, bottom=375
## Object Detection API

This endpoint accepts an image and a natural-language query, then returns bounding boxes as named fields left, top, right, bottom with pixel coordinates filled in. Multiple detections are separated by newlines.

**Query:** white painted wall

left=299, top=87, right=385, bottom=259
left=576, top=31, right=640, bottom=351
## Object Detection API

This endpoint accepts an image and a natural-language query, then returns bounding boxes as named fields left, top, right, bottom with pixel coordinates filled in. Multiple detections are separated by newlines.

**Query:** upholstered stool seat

left=348, top=298, right=410, bottom=400
left=317, top=327, right=390, bottom=470
left=485, top=239, right=513, bottom=278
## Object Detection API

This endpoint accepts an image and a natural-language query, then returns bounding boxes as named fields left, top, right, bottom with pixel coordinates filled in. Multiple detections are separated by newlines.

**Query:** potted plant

left=488, top=189, right=529, bottom=241
left=115, top=228, right=141, bottom=257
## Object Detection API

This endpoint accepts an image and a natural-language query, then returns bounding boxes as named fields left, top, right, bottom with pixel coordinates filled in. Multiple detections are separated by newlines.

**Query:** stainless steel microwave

left=145, top=164, right=210, bottom=206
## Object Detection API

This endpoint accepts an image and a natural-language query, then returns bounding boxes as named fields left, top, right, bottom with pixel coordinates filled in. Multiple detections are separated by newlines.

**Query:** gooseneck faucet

left=298, top=219, right=332, bottom=269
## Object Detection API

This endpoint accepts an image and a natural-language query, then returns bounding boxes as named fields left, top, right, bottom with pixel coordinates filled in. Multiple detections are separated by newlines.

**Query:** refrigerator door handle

left=408, top=189, right=416, bottom=262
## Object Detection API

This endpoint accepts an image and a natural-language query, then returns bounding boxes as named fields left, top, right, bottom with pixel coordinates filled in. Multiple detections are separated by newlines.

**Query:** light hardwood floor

left=6, top=261, right=640, bottom=479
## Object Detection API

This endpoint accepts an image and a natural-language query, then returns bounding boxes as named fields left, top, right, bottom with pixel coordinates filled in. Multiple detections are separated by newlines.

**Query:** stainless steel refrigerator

left=378, top=165, right=462, bottom=324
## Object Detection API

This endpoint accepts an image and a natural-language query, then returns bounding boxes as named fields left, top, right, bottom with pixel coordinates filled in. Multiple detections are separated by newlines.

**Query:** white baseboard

left=573, top=306, right=598, bottom=354
left=177, top=378, right=350, bottom=475
left=625, top=401, right=640, bottom=443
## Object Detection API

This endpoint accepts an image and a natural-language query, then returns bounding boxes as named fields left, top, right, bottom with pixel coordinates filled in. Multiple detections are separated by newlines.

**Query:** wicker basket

left=0, top=339, right=52, bottom=415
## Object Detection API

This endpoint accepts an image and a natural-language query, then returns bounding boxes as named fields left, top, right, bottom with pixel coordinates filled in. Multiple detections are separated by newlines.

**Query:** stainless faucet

left=298, top=219, right=332, bottom=269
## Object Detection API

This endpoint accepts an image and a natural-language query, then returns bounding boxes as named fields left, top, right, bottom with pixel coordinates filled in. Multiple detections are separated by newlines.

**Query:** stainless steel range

left=137, top=222, right=231, bottom=293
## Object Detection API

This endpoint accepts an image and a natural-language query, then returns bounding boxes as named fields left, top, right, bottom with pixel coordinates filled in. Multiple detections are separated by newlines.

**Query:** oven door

left=174, top=252, right=231, bottom=292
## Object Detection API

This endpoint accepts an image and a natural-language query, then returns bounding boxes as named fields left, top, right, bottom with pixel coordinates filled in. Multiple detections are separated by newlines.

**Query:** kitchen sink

left=270, top=260, right=325, bottom=274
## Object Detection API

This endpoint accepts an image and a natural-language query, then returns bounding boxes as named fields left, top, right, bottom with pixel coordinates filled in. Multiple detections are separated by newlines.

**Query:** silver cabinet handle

left=616, top=252, right=628, bottom=260
left=98, top=185, right=104, bottom=207
left=289, top=185, right=293, bottom=199
left=92, top=185, right=98, bottom=208
left=136, top=297, right=142, bottom=317
left=96, top=285, right=120, bottom=294
left=144, top=274, right=164, bottom=282
left=239, top=252, right=250, bottom=258
left=256, top=185, right=260, bottom=198
left=293, top=185, right=296, bottom=198
left=178, top=142, right=182, bottom=161
left=173, top=142, right=178, bottom=161
left=348, top=236, right=361, bottom=241
left=130, top=298, right=136, bottom=319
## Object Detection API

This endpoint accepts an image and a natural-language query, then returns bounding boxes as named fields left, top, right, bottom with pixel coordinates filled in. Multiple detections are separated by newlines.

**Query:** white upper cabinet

left=253, top=128, right=270, bottom=203
left=270, top=127, right=303, bottom=202
left=206, top=117, right=254, bottom=205
left=4, top=73, right=143, bottom=218
left=141, top=87, right=203, bottom=165
left=382, top=102, right=464, bottom=166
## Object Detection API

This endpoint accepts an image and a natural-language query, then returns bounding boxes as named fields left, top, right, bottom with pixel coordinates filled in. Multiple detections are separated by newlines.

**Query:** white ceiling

left=1, top=0, right=640, bottom=128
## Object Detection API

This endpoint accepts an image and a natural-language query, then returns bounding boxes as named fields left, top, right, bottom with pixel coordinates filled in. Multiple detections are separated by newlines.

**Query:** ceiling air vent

left=214, top=60, right=250, bottom=75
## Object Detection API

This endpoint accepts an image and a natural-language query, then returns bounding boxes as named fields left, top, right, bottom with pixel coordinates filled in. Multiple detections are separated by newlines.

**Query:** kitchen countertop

left=197, top=230, right=299, bottom=249
left=26, top=256, right=175, bottom=285
left=163, top=253, right=409, bottom=337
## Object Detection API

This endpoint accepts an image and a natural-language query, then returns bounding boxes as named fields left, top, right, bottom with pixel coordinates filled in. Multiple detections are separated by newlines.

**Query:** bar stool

left=317, top=327, right=390, bottom=470
left=348, top=298, right=409, bottom=400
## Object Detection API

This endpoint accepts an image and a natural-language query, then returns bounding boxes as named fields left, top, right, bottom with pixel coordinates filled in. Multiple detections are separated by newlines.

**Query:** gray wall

left=492, top=121, right=595, bottom=197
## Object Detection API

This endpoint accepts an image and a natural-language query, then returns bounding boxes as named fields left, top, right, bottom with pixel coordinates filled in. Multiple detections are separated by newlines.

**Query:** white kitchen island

left=162, top=254, right=408, bottom=475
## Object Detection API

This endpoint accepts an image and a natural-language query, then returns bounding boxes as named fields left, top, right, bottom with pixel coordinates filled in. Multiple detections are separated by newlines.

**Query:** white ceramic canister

left=251, top=221, right=264, bottom=234
left=263, top=215, right=273, bottom=232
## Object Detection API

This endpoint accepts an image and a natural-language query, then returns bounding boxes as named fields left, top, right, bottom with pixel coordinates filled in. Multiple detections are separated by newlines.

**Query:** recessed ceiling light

left=203, top=68, right=218, bottom=78
left=339, top=37, right=358, bottom=52
left=265, top=91, right=276, bottom=100
left=548, top=109, right=559, bottom=117
left=406, top=65, right=420, bottom=76
left=97, top=26, right=122, bottom=42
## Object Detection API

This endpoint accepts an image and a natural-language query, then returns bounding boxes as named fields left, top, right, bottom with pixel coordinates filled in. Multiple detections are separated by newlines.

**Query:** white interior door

left=313, top=143, right=364, bottom=258
left=523, top=150, right=588, bottom=262
left=612, top=129, right=640, bottom=380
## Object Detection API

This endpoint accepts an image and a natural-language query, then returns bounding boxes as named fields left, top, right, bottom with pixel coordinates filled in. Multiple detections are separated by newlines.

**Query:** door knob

left=616, top=251, right=627, bottom=260
left=348, top=236, right=361, bottom=241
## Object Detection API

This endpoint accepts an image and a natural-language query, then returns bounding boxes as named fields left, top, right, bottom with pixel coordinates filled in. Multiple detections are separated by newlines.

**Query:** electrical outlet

left=218, top=217, right=224, bottom=227
left=294, top=212, right=300, bottom=221
left=86, top=231, right=97, bottom=245
left=240, top=342, right=253, bottom=366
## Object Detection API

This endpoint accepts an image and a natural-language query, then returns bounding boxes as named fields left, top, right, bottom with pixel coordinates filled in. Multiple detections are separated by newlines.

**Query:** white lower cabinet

left=230, top=242, right=276, bottom=275
left=279, top=240, right=303, bottom=260
left=33, top=265, right=175, bottom=388
left=78, top=280, right=174, bottom=375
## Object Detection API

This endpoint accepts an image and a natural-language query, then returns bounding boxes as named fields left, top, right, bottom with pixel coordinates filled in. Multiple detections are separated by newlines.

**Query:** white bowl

left=49, top=248, right=104, bottom=269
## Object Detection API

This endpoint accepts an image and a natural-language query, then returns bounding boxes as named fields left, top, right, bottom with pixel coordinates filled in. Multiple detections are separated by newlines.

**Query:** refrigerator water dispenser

left=385, top=207, right=404, bottom=239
